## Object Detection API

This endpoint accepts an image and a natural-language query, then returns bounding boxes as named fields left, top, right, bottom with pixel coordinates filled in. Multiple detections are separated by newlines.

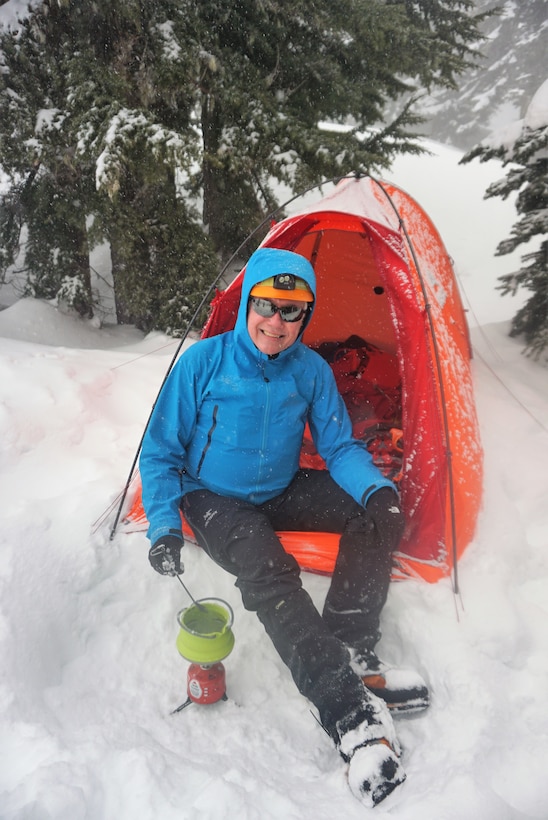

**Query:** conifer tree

left=462, top=79, right=548, bottom=360
left=0, top=2, right=96, bottom=314
left=0, top=0, right=217, bottom=330
left=1, top=0, right=488, bottom=333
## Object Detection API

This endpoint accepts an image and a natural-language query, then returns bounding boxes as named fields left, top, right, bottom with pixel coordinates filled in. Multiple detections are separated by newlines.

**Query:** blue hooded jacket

left=140, top=248, right=395, bottom=543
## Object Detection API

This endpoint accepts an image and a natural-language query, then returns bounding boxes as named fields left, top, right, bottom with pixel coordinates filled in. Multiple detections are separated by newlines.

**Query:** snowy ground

left=1, top=143, right=547, bottom=819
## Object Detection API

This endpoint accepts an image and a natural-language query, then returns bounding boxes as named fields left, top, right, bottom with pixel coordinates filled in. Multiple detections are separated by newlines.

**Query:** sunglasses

left=249, top=296, right=309, bottom=323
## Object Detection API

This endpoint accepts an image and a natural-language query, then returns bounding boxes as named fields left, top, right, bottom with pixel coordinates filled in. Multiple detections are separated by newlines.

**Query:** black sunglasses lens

left=250, top=298, right=276, bottom=317
left=279, top=305, right=306, bottom=322
left=250, top=297, right=306, bottom=322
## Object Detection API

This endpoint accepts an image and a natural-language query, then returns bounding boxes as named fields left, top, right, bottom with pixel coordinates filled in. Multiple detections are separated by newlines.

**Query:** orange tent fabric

left=125, top=176, right=483, bottom=584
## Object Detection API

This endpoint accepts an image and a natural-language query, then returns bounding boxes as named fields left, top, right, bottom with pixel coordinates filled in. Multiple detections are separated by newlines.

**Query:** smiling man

left=246, top=273, right=313, bottom=355
left=140, top=247, right=427, bottom=807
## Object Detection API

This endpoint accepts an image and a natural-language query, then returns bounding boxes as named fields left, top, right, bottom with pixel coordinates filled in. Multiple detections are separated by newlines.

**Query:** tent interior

left=298, top=218, right=398, bottom=354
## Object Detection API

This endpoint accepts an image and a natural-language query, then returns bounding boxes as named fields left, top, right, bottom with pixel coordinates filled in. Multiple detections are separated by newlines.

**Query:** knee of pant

left=345, top=510, right=375, bottom=539
left=343, top=511, right=391, bottom=553
left=236, top=558, right=302, bottom=613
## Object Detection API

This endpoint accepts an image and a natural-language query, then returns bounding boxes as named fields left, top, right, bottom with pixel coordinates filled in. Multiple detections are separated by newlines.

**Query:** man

left=140, top=247, right=428, bottom=807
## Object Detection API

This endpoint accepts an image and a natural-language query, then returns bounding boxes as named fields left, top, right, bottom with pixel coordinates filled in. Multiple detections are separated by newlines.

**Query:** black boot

left=334, top=691, right=406, bottom=807
left=350, top=646, right=430, bottom=715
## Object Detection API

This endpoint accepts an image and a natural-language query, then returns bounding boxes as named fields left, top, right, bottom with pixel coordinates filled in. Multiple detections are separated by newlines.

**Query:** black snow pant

left=183, top=469, right=394, bottom=737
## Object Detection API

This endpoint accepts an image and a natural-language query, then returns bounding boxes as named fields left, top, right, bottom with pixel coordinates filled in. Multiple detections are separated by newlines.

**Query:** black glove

left=365, top=488, right=405, bottom=551
left=148, top=533, right=184, bottom=576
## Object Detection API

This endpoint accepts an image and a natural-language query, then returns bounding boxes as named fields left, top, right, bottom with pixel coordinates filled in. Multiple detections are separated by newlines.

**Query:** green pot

left=176, top=598, right=235, bottom=664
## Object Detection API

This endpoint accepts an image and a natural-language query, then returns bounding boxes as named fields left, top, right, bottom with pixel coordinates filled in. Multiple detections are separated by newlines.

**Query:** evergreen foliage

left=462, top=82, right=548, bottom=359
left=1, top=0, right=487, bottom=334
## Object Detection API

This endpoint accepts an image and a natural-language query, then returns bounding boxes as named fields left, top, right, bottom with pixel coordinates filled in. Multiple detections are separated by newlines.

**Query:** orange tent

left=124, top=176, right=483, bottom=586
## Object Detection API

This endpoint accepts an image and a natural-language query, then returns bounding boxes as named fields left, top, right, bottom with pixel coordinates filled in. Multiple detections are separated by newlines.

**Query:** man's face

left=247, top=297, right=308, bottom=355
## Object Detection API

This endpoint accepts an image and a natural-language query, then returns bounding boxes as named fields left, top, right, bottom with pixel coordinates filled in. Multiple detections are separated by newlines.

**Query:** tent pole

left=370, top=178, right=460, bottom=596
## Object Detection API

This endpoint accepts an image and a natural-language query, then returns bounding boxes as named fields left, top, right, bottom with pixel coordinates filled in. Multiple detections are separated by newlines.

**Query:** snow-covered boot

left=347, top=740, right=405, bottom=808
left=335, top=690, right=406, bottom=808
left=350, top=648, right=430, bottom=715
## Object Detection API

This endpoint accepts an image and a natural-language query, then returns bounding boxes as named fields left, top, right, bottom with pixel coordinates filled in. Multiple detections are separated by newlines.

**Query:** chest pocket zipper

left=196, top=404, right=218, bottom=478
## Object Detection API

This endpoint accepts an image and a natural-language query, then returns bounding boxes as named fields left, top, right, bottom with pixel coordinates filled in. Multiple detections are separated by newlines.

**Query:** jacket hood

left=235, top=248, right=316, bottom=354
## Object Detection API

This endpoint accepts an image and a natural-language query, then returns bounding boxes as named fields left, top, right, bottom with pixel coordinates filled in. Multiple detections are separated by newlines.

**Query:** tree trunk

left=201, top=91, right=226, bottom=257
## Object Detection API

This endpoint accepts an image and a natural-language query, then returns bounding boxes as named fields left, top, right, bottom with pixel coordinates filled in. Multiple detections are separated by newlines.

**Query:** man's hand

left=148, top=533, right=184, bottom=576
left=365, top=488, right=405, bottom=551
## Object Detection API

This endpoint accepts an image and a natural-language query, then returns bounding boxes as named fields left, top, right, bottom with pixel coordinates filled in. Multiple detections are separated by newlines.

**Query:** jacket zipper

left=256, top=368, right=271, bottom=496
left=196, top=404, right=218, bottom=478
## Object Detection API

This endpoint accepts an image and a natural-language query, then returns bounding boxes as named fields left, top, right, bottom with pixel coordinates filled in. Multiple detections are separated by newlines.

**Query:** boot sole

left=362, top=680, right=430, bottom=715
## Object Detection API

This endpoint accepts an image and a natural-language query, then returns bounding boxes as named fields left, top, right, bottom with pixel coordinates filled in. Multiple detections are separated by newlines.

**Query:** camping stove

left=172, top=597, right=234, bottom=714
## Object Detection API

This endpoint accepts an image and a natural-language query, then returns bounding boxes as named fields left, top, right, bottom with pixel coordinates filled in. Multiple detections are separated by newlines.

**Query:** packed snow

left=1, top=142, right=547, bottom=819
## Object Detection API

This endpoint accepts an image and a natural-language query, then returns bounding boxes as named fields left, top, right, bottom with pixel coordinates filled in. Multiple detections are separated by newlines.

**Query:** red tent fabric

left=125, top=176, right=483, bottom=584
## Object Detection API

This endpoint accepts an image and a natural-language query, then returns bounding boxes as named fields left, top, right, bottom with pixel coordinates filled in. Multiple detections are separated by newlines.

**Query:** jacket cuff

left=148, top=524, right=183, bottom=544
left=360, top=478, right=398, bottom=508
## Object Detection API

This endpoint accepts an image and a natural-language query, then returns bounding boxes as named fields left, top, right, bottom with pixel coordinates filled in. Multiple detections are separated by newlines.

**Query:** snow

left=1, top=143, right=548, bottom=819
left=481, top=76, right=548, bottom=155
left=524, top=79, right=548, bottom=131
left=0, top=0, right=38, bottom=30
